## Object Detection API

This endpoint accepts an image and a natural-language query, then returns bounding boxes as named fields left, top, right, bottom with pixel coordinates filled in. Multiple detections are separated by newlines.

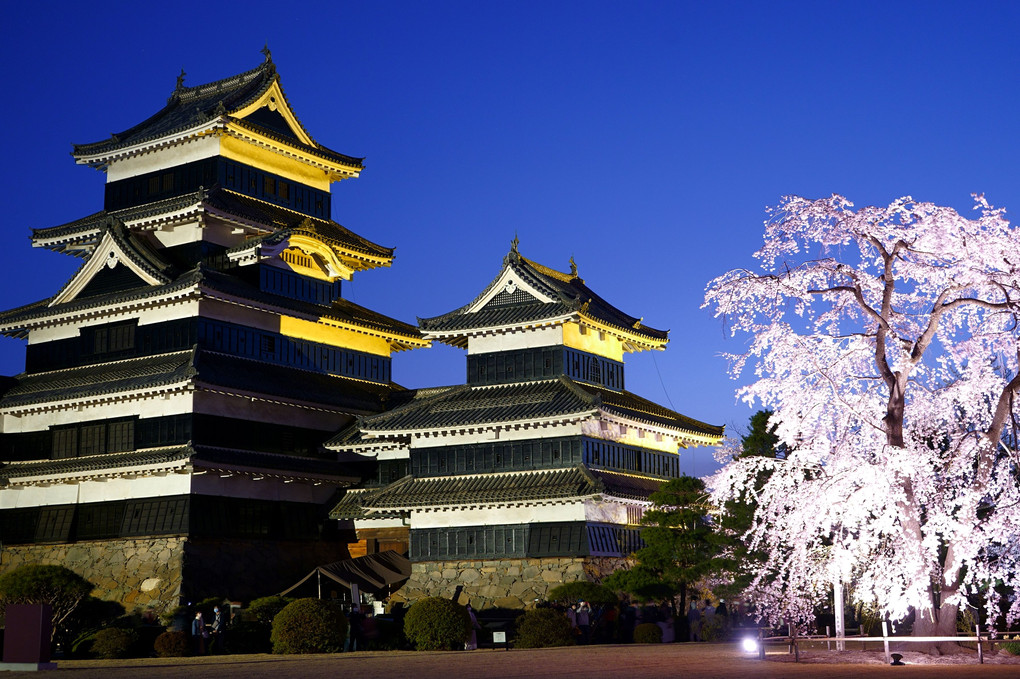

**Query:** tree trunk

left=912, top=593, right=960, bottom=655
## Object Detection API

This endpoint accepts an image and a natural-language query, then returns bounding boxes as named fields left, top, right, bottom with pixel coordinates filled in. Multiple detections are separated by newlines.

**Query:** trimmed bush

left=1001, top=636, right=1020, bottom=656
left=90, top=628, right=137, bottom=659
left=700, top=615, right=726, bottom=641
left=154, top=630, right=190, bottom=657
left=515, top=608, right=575, bottom=648
left=634, top=622, right=663, bottom=644
left=403, top=597, right=471, bottom=651
left=248, top=596, right=292, bottom=626
left=0, top=565, right=94, bottom=640
left=271, top=598, right=348, bottom=654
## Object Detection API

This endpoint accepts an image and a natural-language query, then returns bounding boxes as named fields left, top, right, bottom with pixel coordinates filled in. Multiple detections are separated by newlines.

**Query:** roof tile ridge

left=559, top=374, right=602, bottom=408
left=365, top=383, right=471, bottom=423
left=176, top=60, right=273, bottom=104
left=575, top=463, right=606, bottom=493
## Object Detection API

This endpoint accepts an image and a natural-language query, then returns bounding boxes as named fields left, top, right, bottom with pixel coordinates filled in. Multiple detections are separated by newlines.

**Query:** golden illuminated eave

left=577, top=313, right=668, bottom=353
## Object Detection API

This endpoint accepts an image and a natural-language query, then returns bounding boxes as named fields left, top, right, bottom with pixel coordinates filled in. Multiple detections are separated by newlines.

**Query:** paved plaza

left=9, top=642, right=1018, bottom=679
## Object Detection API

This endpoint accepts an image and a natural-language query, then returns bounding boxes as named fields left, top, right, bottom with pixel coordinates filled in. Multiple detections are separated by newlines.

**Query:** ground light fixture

left=741, top=637, right=759, bottom=653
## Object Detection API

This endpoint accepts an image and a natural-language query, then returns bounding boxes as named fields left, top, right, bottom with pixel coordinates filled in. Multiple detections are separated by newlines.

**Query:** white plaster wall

left=0, top=473, right=191, bottom=509
left=411, top=502, right=586, bottom=528
left=583, top=498, right=631, bottom=524
left=467, top=325, right=564, bottom=354
left=106, top=135, right=221, bottom=182
left=2, top=390, right=195, bottom=434
left=410, top=420, right=584, bottom=449
left=28, top=300, right=202, bottom=344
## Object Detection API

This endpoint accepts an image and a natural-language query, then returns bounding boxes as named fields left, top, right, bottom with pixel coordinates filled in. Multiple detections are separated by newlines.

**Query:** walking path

left=9, top=642, right=1018, bottom=678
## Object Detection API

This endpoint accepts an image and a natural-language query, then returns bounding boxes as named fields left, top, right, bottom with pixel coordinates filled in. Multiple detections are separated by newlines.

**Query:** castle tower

left=0, top=52, right=427, bottom=611
left=329, top=242, right=722, bottom=609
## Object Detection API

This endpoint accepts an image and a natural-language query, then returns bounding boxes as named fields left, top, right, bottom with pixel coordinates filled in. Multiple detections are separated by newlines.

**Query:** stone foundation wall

left=0, top=536, right=351, bottom=616
left=393, top=556, right=632, bottom=610
left=0, top=537, right=185, bottom=615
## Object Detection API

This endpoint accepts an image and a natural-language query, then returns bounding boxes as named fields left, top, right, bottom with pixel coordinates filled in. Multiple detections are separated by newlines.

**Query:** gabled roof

left=72, top=52, right=362, bottom=174
left=344, top=375, right=722, bottom=441
left=418, top=242, right=668, bottom=349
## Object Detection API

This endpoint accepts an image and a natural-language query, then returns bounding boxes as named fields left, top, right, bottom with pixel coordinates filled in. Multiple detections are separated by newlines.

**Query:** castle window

left=162, top=173, right=174, bottom=192
left=264, top=176, right=276, bottom=196
left=148, top=176, right=160, bottom=194
left=277, top=181, right=289, bottom=200
left=79, top=424, right=106, bottom=456
left=107, top=420, right=135, bottom=453
left=52, top=428, right=77, bottom=459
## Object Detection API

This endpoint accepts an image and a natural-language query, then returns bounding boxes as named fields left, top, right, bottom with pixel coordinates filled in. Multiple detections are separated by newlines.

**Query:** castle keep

left=0, top=55, right=722, bottom=613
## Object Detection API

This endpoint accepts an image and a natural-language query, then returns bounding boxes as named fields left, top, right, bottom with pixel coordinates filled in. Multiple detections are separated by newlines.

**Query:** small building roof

left=419, top=242, right=669, bottom=349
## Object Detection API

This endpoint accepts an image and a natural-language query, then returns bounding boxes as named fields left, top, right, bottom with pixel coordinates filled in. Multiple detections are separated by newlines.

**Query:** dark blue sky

left=3, top=2, right=1018, bottom=475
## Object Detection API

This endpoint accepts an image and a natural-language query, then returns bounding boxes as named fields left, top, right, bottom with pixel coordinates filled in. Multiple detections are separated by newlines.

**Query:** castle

left=0, top=54, right=722, bottom=613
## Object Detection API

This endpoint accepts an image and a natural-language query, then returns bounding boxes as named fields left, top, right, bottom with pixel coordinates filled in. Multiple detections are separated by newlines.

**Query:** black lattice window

left=78, top=424, right=106, bottom=457
left=107, top=419, right=135, bottom=453
left=52, top=427, right=77, bottom=459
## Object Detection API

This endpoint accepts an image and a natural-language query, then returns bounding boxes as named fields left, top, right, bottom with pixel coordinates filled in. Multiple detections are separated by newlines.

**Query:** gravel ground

left=7, top=642, right=1018, bottom=679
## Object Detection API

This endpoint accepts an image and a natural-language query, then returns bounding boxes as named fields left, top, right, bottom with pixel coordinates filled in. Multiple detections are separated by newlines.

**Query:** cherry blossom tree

left=704, top=194, right=1020, bottom=648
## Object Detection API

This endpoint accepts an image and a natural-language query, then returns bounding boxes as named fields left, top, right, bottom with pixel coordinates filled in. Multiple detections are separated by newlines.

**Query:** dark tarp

left=279, top=550, right=411, bottom=598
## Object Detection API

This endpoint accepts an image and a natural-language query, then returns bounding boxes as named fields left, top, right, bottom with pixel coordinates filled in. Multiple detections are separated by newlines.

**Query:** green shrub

left=634, top=622, right=663, bottom=644
left=154, top=630, right=190, bottom=657
left=546, top=581, right=617, bottom=607
left=271, top=598, right=348, bottom=654
left=403, top=597, right=470, bottom=651
left=515, top=608, right=575, bottom=648
left=1001, top=635, right=1020, bottom=656
left=248, top=596, right=292, bottom=626
left=700, top=615, right=726, bottom=641
left=0, top=565, right=94, bottom=640
left=90, top=628, right=137, bottom=659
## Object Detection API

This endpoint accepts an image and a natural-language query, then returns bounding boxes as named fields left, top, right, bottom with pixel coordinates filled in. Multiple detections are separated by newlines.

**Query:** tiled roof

left=31, top=190, right=210, bottom=252
left=330, top=466, right=669, bottom=518
left=0, top=444, right=356, bottom=482
left=209, top=190, right=393, bottom=260
left=419, top=248, right=668, bottom=342
left=0, top=349, right=199, bottom=408
left=580, top=384, right=724, bottom=438
left=72, top=57, right=362, bottom=170
left=0, top=348, right=398, bottom=414
left=341, top=465, right=603, bottom=512
left=351, top=375, right=722, bottom=438
left=0, top=258, right=421, bottom=344
left=0, top=446, right=193, bottom=481
left=198, top=268, right=422, bottom=341
left=358, top=377, right=598, bottom=433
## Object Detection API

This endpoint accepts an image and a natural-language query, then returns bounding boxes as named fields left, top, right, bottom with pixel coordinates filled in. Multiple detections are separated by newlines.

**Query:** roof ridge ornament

left=569, top=256, right=578, bottom=278
left=261, top=43, right=273, bottom=63
left=176, top=68, right=186, bottom=91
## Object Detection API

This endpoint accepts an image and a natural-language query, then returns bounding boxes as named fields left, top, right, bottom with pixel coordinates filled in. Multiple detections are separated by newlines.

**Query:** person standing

left=687, top=602, right=701, bottom=642
left=192, top=611, right=207, bottom=655
left=210, top=605, right=225, bottom=654
left=465, top=604, right=480, bottom=650
left=576, top=601, right=591, bottom=645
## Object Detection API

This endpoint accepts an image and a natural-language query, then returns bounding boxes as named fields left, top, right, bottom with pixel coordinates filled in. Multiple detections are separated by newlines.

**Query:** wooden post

left=976, top=622, right=983, bottom=664
left=834, top=579, right=845, bottom=651
left=758, top=627, right=765, bottom=661
left=826, top=625, right=831, bottom=652
left=881, top=620, right=890, bottom=664
left=789, top=622, right=799, bottom=662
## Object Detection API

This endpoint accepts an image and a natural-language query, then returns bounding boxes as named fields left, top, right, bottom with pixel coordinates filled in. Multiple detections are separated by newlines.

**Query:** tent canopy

left=280, top=550, right=411, bottom=598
